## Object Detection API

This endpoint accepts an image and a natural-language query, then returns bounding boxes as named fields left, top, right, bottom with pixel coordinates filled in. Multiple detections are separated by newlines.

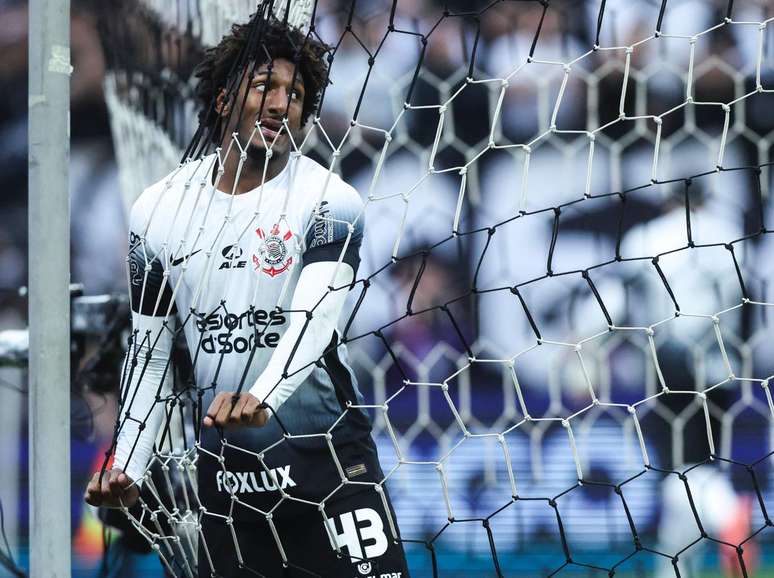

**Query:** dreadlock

left=194, top=16, right=330, bottom=139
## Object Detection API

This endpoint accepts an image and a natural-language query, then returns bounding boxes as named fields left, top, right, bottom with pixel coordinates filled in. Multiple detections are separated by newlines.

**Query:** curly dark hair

left=194, top=16, right=330, bottom=137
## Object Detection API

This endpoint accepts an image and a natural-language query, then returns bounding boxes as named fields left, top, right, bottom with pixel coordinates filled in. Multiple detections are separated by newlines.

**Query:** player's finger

left=228, top=394, right=248, bottom=424
left=109, top=469, right=124, bottom=497
left=242, top=396, right=267, bottom=427
left=240, top=395, right=258, bottom=422
left=84, top=472, right=102, bottom=506
left=110, top=469, right=132, bottom=498
left=203, top=393, right=226, bottom=427
left=86, top=471, right=100, bottom=493
left=123, top=484, right=140, bottom=509
left=203, top=392, right=225, bottom=425
left=253, top=409, right=268, bottom=427
left=100, top=470, right=112, bottom=499
left=234, top=394, right=260, bottom=424
left=215, top=393, right=235, bottom=427
left=242, top=396, right=263, bottom=425
left=117, top=474, right=138, bottom=507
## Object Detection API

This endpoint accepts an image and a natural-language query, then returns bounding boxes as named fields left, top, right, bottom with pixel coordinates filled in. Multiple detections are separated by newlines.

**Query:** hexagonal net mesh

left=95, top=0, right=774, bottom=576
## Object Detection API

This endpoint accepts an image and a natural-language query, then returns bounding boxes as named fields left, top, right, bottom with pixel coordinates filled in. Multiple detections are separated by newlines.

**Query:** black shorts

left=197, top=484, right=410, bottom=578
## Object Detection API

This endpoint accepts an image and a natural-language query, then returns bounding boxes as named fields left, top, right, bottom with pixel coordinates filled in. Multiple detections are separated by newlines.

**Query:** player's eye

left=289, top=90, right=300, bottom=100
left=253, top=83, right=266, bottom=92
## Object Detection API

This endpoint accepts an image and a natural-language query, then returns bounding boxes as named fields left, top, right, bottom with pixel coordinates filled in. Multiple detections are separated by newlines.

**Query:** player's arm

left=85, top=203, right=177, bottom=508
left=204, top=188, right=364, bottom=429
left=203, top=262, right=355, bottom=428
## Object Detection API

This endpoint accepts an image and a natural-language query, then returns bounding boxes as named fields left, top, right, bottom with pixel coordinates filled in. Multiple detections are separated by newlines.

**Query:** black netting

left=91, top=1, right=774, bottom=576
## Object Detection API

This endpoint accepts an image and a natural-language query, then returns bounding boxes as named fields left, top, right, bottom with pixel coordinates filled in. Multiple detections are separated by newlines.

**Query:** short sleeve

left=303, top=184, right=365, bottom=275
left=128, top=197, right=177, bottom=317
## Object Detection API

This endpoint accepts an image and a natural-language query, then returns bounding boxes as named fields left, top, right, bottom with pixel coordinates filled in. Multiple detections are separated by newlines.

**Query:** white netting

left=95, top=1, right=774, bottom=576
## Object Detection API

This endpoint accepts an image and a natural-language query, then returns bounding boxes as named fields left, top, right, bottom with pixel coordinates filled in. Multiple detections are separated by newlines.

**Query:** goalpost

left=28, top=0, right=71, bottom=577
left=90, top=0, right=774, bottom=576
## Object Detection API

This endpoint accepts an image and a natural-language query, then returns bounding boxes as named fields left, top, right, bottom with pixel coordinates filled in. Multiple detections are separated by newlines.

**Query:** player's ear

left=215, top=89, right=230, bottom=117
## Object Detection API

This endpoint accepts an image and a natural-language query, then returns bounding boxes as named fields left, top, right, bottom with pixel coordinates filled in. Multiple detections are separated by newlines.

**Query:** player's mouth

left=258, top=118, right=283, bottom=143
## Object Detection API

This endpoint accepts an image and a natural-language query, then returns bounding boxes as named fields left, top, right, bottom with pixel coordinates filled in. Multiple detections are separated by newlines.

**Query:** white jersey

left=126, top=152, right=373, bottom=511
left=130, top=151, right=362, bottom=382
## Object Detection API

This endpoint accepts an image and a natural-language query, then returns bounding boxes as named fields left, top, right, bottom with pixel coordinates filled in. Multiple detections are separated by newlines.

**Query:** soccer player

left=85, top=16, right=409, bottom=578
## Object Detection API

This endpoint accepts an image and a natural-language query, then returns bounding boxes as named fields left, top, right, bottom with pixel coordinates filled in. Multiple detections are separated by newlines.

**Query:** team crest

left=253, top=223, right=294, bottom=277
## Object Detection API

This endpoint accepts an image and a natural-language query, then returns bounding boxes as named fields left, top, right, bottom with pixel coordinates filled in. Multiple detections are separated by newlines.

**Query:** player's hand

left=84, top=468, right=140, bottom=508
left=203, top=392, right=268, bottom=429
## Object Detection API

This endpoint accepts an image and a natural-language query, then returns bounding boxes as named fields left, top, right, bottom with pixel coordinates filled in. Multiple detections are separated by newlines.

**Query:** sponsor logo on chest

left=219, top=244, right=247, bottom=270
left=196, top=308, right=287, bottom=354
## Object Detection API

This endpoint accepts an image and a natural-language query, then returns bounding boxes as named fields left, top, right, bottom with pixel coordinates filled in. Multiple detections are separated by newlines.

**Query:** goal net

left=94, top=0, right=774, bottom=576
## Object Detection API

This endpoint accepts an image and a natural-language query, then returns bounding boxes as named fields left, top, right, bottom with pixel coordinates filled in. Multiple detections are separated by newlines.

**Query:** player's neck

left=216, top=148, right=290, bottom=195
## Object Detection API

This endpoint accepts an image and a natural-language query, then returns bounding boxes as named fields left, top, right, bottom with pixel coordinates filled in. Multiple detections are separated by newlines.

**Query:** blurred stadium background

left=1, top=0, right=774, bottom=576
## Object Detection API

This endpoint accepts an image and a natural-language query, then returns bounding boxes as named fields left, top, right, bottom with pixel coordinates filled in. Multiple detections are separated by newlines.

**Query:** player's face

left=231, top=58, right=305, bottom=161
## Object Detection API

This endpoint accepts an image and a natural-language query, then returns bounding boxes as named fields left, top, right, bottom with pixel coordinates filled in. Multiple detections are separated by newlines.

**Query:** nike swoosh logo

left=170, top=249, right=202, bottom=266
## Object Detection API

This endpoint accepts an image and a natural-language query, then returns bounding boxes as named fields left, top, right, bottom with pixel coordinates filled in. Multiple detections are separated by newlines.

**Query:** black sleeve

left=303, top=189, right=365, bottom=275
left=128, top=230, right=177, bottom=316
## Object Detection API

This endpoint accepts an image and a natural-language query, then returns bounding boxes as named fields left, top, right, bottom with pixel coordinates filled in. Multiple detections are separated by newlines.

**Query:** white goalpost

left=28, top=0, right=71, bottom=577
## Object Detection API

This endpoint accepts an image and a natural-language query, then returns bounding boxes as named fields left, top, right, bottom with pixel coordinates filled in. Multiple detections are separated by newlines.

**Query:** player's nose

left=264, top=88, right=287, bottom=116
